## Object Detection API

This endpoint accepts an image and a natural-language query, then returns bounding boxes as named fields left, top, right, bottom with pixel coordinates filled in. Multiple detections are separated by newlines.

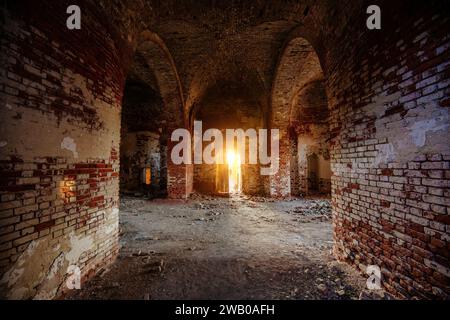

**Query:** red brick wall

left=268, top=0, right=449, bottom=298
left=0, top=0, right=132, bottom=298
left=326, top=2, right=450, bottom=298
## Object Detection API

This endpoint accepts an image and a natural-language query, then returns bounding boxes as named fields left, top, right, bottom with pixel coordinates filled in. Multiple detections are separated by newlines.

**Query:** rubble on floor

left=287, top=200, right=332, bottom=222
left=67, top=195, right=369, bottom=300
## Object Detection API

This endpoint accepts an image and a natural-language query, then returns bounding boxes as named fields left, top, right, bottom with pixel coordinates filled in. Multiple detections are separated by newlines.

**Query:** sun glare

left=226, top=150, right=236, bottom=165
left=226, top=150, right=241, bottom=193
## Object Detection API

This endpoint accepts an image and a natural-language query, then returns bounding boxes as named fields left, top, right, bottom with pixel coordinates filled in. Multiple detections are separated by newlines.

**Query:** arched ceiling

left=130, top=31, right=186, bottom=128
left=158, top=20, right=296, bottom=115
left=291, top=79, right=329, bottom=126
left=194, top=79, right=265, bottom=130
left=121, top=77, right=164, bottom=133
left=271, top=36, right=325, bottom=130
left=111, top=0, right=361, bottom=131
left=126, top=52, right=160, bottom=93
left=189, top=63, right=269, bottom=122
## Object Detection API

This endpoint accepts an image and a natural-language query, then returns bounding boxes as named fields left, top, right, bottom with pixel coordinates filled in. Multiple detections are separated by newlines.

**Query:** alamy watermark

left=65, top=4, right=381, bottom=32
left=66, top=5, right=81, bottom=30
left=367, top=5, right=381, bottom=30
left=170, top=121, right=280, bottom=175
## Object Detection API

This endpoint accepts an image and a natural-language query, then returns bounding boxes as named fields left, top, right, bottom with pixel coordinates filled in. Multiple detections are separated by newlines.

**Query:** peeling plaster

left=374, top=143, right=395, bottom=166
left=47, top=253, right=65, bottom=280
left=61, top=136, right=79, bottom=158
left=365, top=93, right=450, bottom=165
left=68, top=73, right=95, bottom=106
left=0, top=68, right=120, bottom=162
left=0, top=231, right=94, bottom=300
left=0, top=259, right=25, bottom=289
left=65, top=233, right=94, bottom=263
left=103, top=208, right=119, bottom=235
left=0, top=203, right=120, bottom=300
left=409, top=118, right=447, bottom=147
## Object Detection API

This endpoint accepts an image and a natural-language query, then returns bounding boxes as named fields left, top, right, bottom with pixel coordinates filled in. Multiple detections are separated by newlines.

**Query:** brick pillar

left=289, top=132, right=300, bottom=196
left=270, top=130, right=291, bottom=197
left=166, top=139, right=193, bottom=199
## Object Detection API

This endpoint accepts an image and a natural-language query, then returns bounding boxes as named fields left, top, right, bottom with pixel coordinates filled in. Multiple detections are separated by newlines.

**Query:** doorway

left=307, top=153, right=319, bottom=193
left=227, top=149, right=242, bottom=194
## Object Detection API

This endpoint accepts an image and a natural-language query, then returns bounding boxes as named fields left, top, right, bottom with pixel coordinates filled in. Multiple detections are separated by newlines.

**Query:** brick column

left=270, top=130, right=291, bottom=198
left=166, top=139, right=193, bottom=199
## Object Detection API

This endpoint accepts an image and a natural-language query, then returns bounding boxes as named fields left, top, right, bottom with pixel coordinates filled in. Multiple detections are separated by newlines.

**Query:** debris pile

left=189, top=192, right=214, bottom=201
left=242, top=195, right=275, bottom=203
left=193, top=202, right=219, bottom=210
left=289, top=200, right=332, bottom=222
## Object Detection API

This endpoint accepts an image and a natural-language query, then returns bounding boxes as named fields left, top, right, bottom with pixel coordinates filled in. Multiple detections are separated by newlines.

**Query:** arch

left=183, top=20, right=297, bottom=125
left=191, top=72, right=269, bottom=196
left=186, top=54, right=271, bottom=127
left=290, top=79, right=329, bottom=126
left=271, top=36, right=324, bottom=129
left=134, top=30, right=187, bottom=127
left=269, top=34, right=327, bottom=197
left=189, top=65, right=269, bottom=125
left=122, top=31, right=192, bottom=199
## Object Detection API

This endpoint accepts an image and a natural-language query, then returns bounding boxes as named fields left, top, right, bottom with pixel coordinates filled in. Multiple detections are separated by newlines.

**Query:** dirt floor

left=67, top=194, right=371, bottom=300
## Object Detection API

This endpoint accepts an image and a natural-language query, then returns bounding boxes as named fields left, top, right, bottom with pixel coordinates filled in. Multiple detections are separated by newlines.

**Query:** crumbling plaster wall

left=268, top=0, right=450, bottom=298
left=0, top=0, right=134, bottom=299
left=322, top=2, right=450, bottom=299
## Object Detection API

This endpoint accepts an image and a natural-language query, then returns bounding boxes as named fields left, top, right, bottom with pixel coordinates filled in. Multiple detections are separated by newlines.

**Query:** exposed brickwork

left=0, top=0, right=448, bottom=300
left=167, top=161, right=192, bottom=199
left=0, top=0, right=131, bottom=298
left=325, top=2, right=450, bottom=299
left=271, top=36, right=325, bottom=198
left=0, top=156, right=120, bottom=298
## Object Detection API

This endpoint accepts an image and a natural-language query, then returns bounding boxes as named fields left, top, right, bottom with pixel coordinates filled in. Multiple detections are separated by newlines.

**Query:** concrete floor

left=68, top=194, right=367, bottom=300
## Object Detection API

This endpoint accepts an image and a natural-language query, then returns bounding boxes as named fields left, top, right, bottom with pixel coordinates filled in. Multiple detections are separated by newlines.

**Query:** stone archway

left=126, top=31, right=193, bottom=199
left=270, top=36, right=326, bottom=198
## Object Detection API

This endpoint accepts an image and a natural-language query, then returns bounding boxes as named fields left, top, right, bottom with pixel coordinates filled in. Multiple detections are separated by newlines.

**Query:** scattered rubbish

left=336, top=289, right=346, bottom=296
left=70, top=196, right=365, bottom=300
left=142, top=260, right=164, bottom=274
left=287, top=200, right=332, bottom=222
left=207, top=211, right=222, bottom=216
left=132, top=250, right=150, bottom=257
left=359, top=289, right=395, bottom=300
left=316, top=283, right=327, bottom=292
